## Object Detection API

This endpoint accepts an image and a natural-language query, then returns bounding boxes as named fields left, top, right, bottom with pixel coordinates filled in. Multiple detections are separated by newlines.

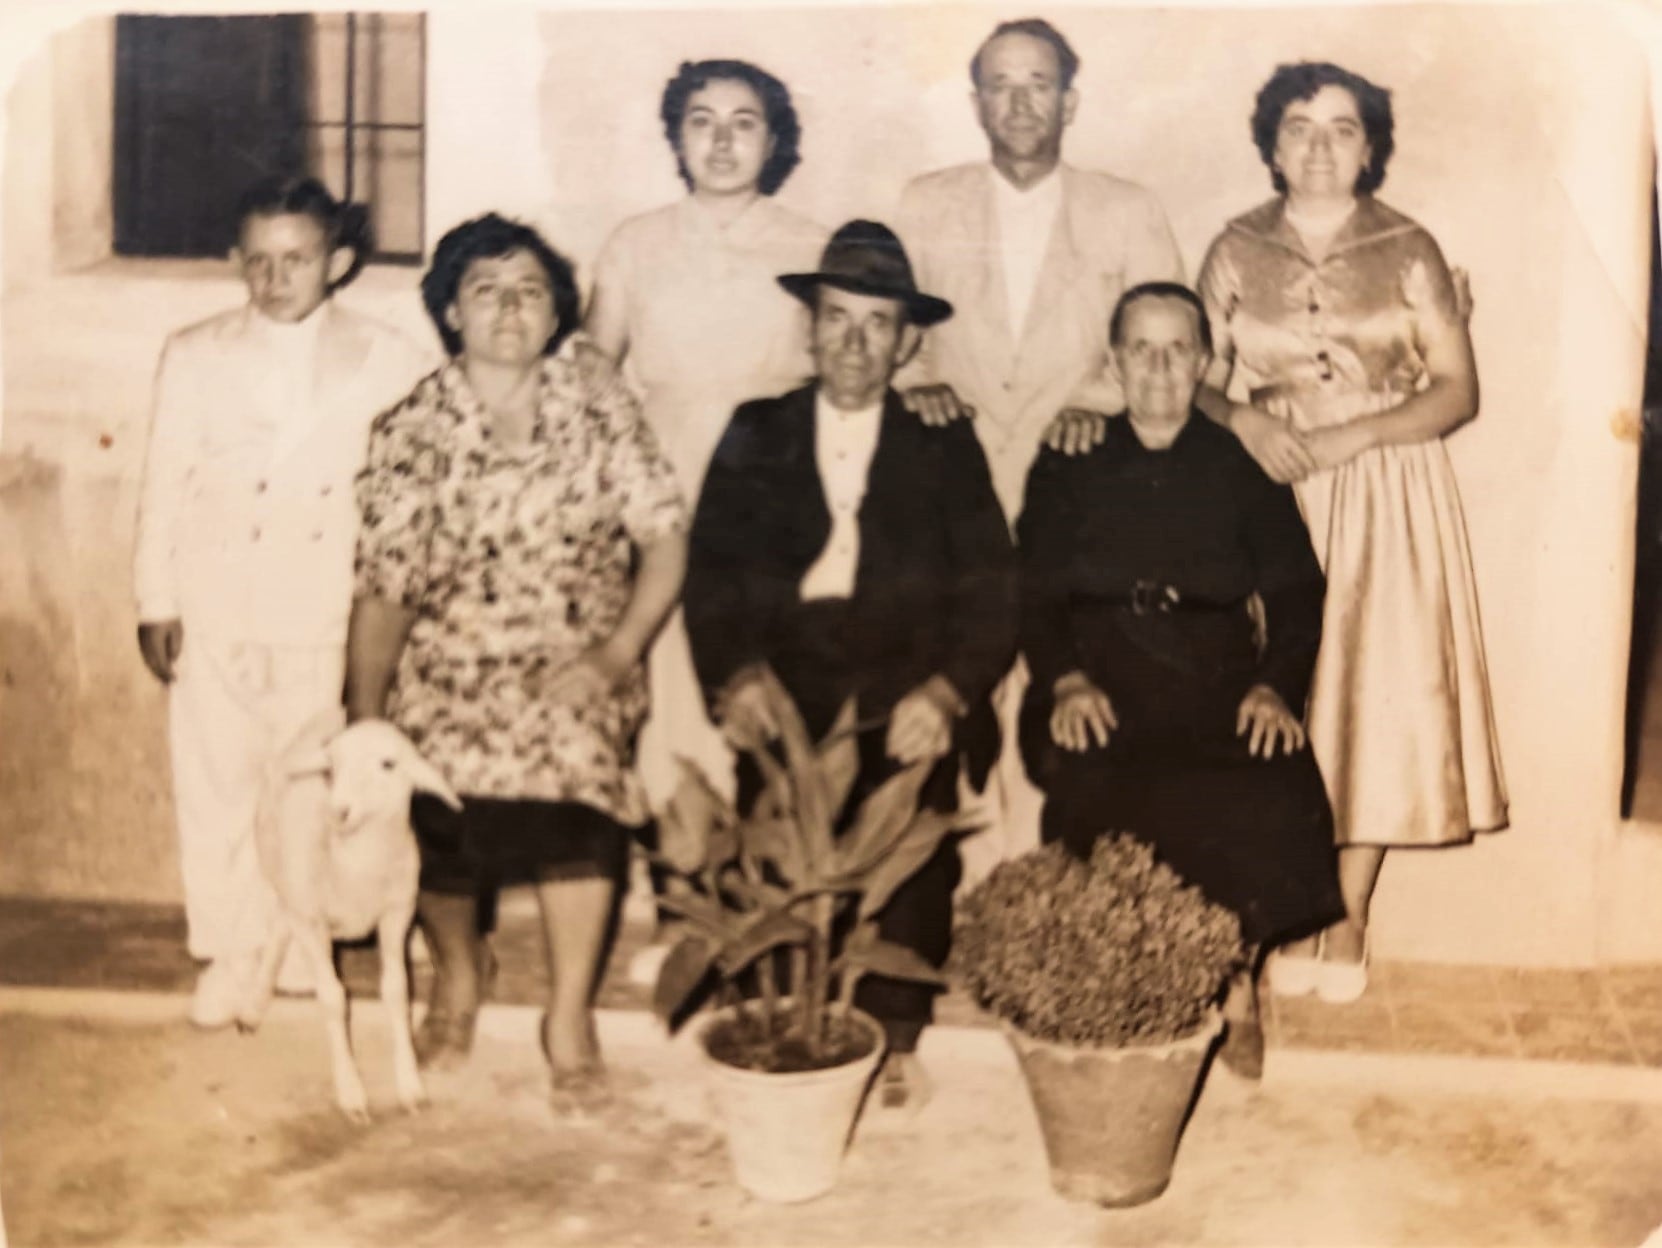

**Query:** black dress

left=1016, top=414, right=1343, bottom=946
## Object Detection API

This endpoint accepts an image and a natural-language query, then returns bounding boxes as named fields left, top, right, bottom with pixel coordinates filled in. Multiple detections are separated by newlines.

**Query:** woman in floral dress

left=1196, top=62, right=1506, bottom=1003
left=348, top=214, right=686, bottom=1104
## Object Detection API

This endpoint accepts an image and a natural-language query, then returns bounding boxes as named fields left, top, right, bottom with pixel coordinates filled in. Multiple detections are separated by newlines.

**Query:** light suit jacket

left=895, top=161, right=1184, bottom=519
left=134, top=301, right=434, bottom=645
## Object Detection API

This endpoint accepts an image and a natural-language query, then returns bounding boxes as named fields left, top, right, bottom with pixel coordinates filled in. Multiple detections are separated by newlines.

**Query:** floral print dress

left=354, top=333, right=686, bottom=827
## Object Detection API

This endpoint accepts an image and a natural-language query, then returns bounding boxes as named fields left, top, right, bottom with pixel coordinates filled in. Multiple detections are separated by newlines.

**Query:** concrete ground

left=4, top=985, right=1662, bottom=1247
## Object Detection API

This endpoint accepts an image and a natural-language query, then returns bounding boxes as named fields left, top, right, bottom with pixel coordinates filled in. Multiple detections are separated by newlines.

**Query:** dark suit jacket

left=684, top=383, right=1018, bottom=789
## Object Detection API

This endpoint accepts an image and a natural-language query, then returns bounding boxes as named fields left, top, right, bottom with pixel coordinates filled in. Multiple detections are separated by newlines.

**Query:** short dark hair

left=419, top=214, right=581, bottom=359
left=970, top=18, right=1081, bottom=92
left=234, top=174, right=372, bottom=293
left=1250, top=61, right=1395, bottom=196
left=659, top=59, right=803, bottom=196
left=1109, top=281, right=1213, bottom=354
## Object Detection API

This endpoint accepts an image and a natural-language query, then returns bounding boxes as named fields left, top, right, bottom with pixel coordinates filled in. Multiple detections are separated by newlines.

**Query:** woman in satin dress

left=1195, top=61, right=1507, bottom=1003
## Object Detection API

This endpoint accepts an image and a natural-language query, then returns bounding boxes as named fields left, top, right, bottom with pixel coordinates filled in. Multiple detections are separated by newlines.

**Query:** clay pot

left=1005, top=1011, right=1222, bottom=1207
left=695, top=1005, right=886, bottom=1204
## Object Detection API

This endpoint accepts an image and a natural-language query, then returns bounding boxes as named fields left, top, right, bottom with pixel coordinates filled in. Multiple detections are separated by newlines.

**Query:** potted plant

left=650, top=667, right=956, bottom=1204
left=954, top=836, right=1245, bottom=1207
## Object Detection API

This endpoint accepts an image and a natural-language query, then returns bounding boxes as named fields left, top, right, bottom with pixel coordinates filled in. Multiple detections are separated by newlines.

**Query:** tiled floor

left=3, top=893, right=1660, bottom=1067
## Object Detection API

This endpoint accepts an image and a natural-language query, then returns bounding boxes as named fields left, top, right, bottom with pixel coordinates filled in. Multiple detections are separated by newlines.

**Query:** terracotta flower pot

left=695, top=1005, right=886, bottom=1204
left=1005, top=1011, right=1222, bottom=1207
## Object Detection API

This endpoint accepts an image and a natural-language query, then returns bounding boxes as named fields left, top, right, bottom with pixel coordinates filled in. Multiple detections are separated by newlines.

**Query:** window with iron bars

left=113, top=12, right=425, bottom=262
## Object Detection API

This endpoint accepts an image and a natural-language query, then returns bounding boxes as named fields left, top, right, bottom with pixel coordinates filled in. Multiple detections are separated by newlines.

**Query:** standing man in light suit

left=134, top=177, right=433, bottom=1028
left=895, top=16, right=1185, bottom=875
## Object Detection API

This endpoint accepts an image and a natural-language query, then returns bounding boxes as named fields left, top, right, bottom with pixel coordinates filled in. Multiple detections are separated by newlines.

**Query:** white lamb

left=239, top=708, right=461, bottom=1121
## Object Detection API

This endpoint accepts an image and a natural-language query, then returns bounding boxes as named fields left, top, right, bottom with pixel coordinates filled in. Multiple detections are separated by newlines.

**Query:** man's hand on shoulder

left=1041, top=407, right=1111, bottom=457
left=902, top=384, right=974, bottom=428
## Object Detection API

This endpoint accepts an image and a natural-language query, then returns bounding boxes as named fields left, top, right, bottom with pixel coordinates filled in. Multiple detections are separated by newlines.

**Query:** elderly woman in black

left=1018, top=282, right=1343, bottom=1079
left=347, top=215, right=686, bottom=1105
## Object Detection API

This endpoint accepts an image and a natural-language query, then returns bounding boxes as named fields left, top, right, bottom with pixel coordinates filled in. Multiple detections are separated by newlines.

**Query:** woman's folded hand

left=1050, top=671, right=1118, bottom=753
left=1236, top=683, right=1306, bottom=758
left=544, top=638, right=636, bottom=703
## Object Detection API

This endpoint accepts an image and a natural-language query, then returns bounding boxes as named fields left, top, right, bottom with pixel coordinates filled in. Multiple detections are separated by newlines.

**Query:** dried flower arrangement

left=955, top=836, right=1244, bottom=1048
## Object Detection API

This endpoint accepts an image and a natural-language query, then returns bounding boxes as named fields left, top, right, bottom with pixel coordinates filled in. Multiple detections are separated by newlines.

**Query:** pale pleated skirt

left=1294, top=434, right=1508, bottom=846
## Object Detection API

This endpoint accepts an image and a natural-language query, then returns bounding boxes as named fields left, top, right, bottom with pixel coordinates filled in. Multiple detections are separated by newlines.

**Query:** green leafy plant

left=651, top=667, right=957, bottom=1072
left=955, top=837, right=1244, bottom=1048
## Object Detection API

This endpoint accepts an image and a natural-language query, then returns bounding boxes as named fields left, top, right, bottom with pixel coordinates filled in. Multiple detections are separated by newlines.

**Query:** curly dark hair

left=235, top=174, right=372, bottom=293
left=1109, top=281, right=1214, bottom=354
left=969, top=17, right=1081, bottom=92
left=658, top=58, right=803, bottom=196
left=1250, top=61, right=1394, bottom=196
left=419, top=214, right=581, bottom=359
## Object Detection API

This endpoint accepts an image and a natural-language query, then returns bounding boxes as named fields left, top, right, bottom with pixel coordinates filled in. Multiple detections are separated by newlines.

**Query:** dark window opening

left=112, top=13, right=424, bottom=262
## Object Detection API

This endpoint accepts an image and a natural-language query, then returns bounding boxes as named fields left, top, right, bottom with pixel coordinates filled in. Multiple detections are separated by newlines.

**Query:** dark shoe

left=548, top=1062, right=612, bottom=1119
left=1218, top=1018, right=1265, bottom=1082
left=414, top=1006, right=480, bottom=1071
left=414, top=940, right=497, bottom=1071
left=541, top=1010, right=610, bottom=1119
left=875, top=1051, right=932, bottom=1114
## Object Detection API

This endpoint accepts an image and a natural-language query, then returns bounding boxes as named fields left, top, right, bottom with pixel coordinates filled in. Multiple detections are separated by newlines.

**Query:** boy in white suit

left=134, top=176, right=433, bottom=1027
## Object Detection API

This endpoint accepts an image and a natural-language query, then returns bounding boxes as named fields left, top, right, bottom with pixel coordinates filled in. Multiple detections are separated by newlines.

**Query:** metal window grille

left=304, top=12, right=426, bottom=262
left=111, top=13, right=426, bottom=261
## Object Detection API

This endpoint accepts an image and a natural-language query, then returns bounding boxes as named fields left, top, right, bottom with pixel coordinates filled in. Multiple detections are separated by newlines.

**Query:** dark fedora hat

left=778, top=219, right=953, bottom=327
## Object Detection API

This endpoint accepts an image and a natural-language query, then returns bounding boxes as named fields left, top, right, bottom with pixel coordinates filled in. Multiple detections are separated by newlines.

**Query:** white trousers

left=168, top=633, right=344, bottom=961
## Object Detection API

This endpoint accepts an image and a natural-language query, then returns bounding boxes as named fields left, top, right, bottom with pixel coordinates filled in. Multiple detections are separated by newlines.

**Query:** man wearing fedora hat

left=683, top=220, right=1017, bottom=1109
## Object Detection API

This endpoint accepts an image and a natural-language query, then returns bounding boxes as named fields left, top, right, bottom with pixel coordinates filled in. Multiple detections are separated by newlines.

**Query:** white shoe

left=1265, top=947, right=1321, bottom=998
left=274, top=945, right=316, bottom=997
left=189, top=960, right=246, bottom=1029
left=1314, top=933, right=1370, bottom=1004
left=627, top=917, right=690, bottom=988
left=626, top=940, right=673, bottom=988
left=408, top=926, right=432, bottom=969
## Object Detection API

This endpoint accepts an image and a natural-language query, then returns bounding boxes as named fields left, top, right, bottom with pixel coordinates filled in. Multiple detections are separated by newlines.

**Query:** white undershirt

left=991, top=165, right=1063, bottom=336
left=250, top=305, right=325, bottom=438
left=800, top=390, right=883, bottom=602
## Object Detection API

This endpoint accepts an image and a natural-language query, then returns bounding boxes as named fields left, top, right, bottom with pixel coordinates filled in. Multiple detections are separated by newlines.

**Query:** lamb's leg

left=235, top=924, right=291, bottom=1032
left=378, top=905, right=426, bottom=1113
left=297, top=920, right=368, bottom=1122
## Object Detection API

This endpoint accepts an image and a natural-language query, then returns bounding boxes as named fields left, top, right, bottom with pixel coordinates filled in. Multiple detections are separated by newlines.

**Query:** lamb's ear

left=403, top=751, right=464, bottom=812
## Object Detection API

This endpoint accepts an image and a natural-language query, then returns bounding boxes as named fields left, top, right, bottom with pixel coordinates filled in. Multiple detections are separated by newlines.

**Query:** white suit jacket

left=896, top=162, right=1184, bottom=519
left=134, top=301, right=434, bottom=645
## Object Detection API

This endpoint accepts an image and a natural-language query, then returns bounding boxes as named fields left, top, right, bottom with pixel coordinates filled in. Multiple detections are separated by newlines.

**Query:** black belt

left=1096, top=581, right=1247, bottom=616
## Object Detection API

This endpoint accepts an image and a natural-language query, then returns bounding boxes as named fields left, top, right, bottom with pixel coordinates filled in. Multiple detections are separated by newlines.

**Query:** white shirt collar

left=990, top=163, right=1063, bottom=214
left=814, top=389, right=883, bottom=428
left=250, top=301, right=328, bottom=355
